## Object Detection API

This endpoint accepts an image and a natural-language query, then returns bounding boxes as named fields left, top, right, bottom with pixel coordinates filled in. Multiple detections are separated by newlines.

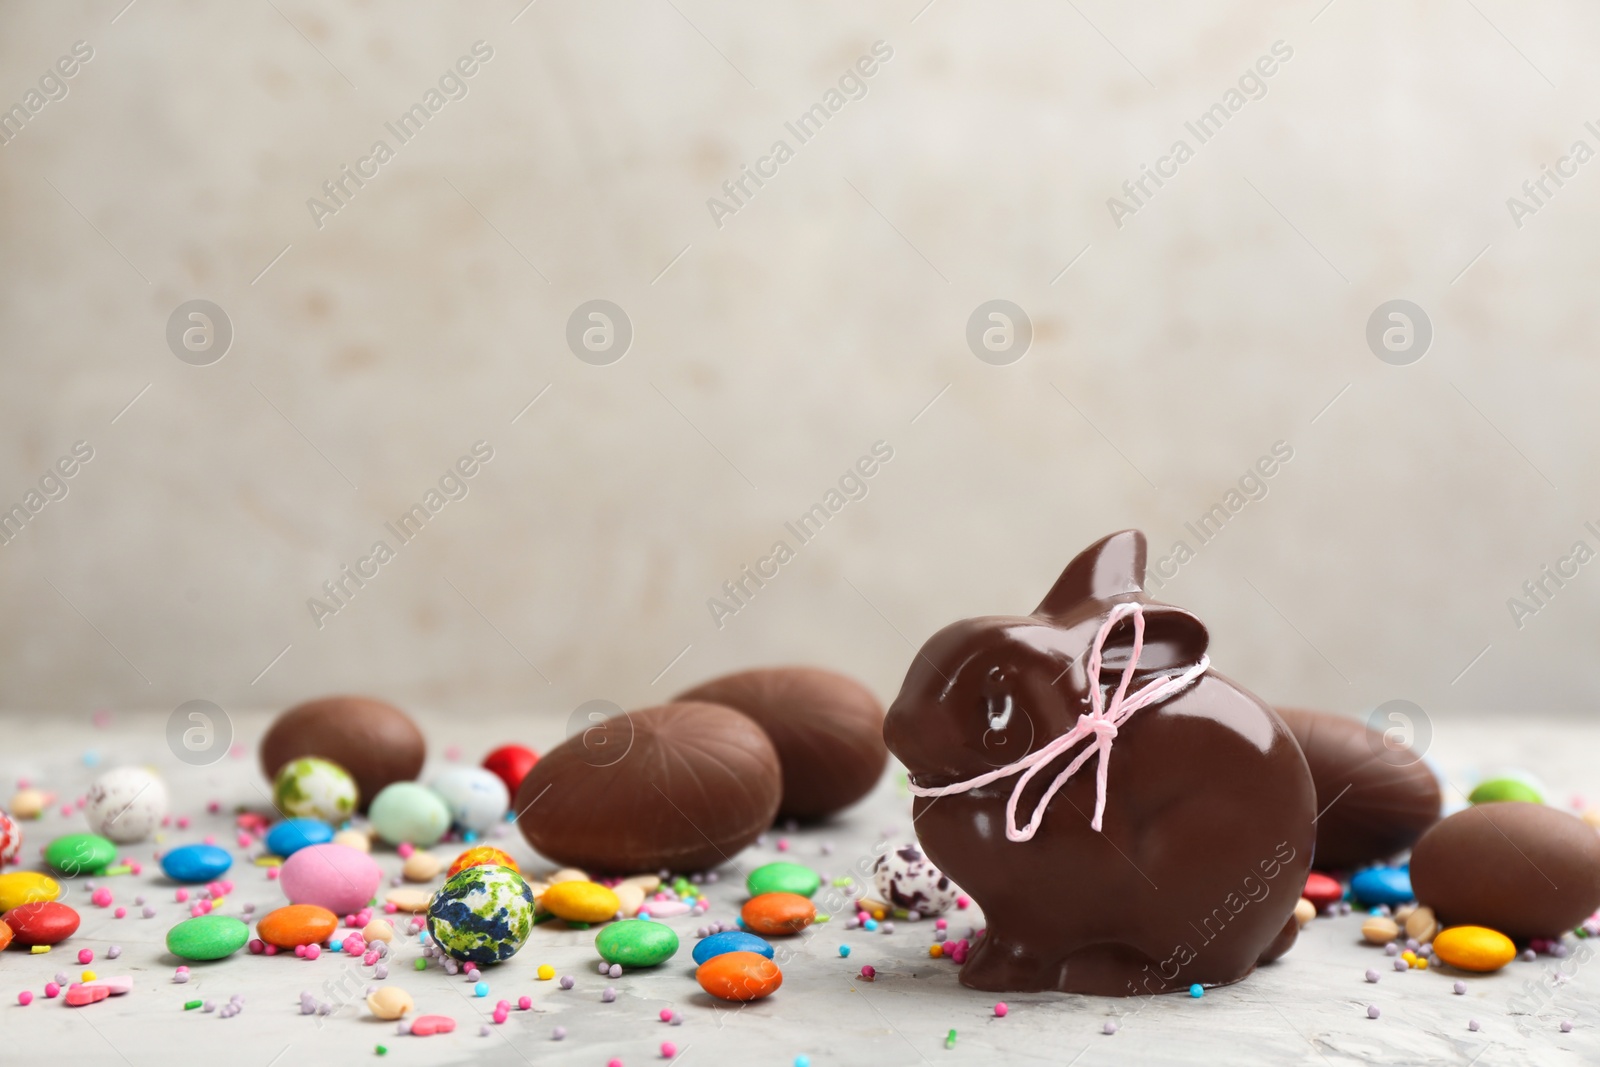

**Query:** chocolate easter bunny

left=884, top=530, right=1315, bottom=996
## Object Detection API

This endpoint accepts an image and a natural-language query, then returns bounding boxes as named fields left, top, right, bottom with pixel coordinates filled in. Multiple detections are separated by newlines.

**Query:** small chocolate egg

left=1410, top=801, right=1600, bottom=940
left=872, top=842, right=959, bottom=915
left=676, top=667, right=887, bottom=821
left=516, top=702, right=780, bottom=873
left=1276, top=707, right=1440, bottom=869
left=260, top=696, right=425, bottom=812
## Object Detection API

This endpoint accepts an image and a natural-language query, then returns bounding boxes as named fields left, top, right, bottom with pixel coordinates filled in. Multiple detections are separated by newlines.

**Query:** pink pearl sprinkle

left=18, top=991, right=34, bottom=1005
left=776, top=839, right=790, bottom=852
left=957, top=896, right=971, bottom=909
left=236, top=834, right=252, bottom=848
left=363, top=951, right=379, bottom=965
left=208, top=801, right=221, bottom=814
left=202, top=835, right=215, bottom=846
left=114, top=907, right=126, bottom=919
left=994, top=1002, right=1008, bottom=1017
left=44, top=983, right=60, bottom=998
left=518, top=996, right=532, bottom=1010
left=304, top=944, right=321, bottom=960
left=264, top=944, right=279, bottom=956
left=397, top=843, right=415, bottom=859
left=659, top=1009, right=674, bottom=1022
left=935, top=919, right=948, bottom=930
left=661, top=1042, right=677, bottom=1058
left=860, top=965, right=876, bottom=979
left=384, top=902, right=398, bottom=913
left=220, top=880, right=234, bottom=894
left=175, top=889, right=189, bottom=903
left=59, top=805, right=73, bottom=817
left=189, top=905, right=204, bottom=917
left=266, top=869, right=280, bottom=881
left=493, top=1008, right=509, bottom=1025
left=294, top=945, right=307, bottom=958
left=177, top=817, right=190, bottom=829
left=77, top=949, right=94, bottom=965
left=199, top=899, right=213, bottom=914
left=249, top=940, right=265, bottom=955
left=129, top=863, right=142, bottom=875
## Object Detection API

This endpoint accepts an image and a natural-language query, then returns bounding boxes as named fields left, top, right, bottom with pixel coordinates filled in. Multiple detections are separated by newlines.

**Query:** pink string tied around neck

left=907, top=602, right=1209, bottom=840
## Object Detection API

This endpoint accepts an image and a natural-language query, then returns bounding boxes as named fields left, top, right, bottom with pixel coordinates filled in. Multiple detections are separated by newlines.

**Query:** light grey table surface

left=2, top=709, right=1596, bottom=1067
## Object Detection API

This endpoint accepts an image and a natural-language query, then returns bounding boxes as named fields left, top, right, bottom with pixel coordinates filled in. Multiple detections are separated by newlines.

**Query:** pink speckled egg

left=278, top=844, right=380, bottom=914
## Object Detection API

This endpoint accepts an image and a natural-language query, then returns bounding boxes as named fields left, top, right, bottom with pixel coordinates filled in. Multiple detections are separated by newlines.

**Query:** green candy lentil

left=1468, top=778, right=1543, bottom=805
left=595, top=919, right=680, bottom=968
left=44, top=833, right=117, bottom=877
left=166, top=915, right=250, bottom=961
left=747, top=861, right=822, bottom=899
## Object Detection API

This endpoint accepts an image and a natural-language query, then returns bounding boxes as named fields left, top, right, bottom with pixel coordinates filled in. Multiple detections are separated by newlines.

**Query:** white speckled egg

left=84, top=766, right=169, bottom=843
left=872, top=841, right=959, bottom=916
left=429, top=767, right=509, bottom=834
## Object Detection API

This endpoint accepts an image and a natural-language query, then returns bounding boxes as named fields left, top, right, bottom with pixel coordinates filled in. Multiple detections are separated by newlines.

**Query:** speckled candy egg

left=84, top=767, right=169, bottom=844
left=429, top=767, right=509, bottom=834
left=425, top=864, right=535, bottom=964
left=872, top=842, right=958, bottom=915
left=0, top=810, right=20, bottom=867
left=273, top=757, right=359, bottom=823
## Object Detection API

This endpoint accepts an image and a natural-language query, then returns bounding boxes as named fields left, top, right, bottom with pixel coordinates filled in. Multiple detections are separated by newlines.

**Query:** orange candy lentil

left=0, top=920, right=12, bottom=952
left=448, top=847, right=519, bottom=879
left=740, top=893, right=815, bottom=936
left=697, top=950, right=782, bottom=1001
left=256, top=904, right=339, bottom=949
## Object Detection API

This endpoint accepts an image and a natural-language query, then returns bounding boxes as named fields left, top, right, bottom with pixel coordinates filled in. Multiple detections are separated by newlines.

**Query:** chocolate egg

left=675, top=667, right=886, bottom=821
left=260, top=696, right=426, bottom=812
left=1410, top=801, right=1600, bottom=940
left=515, top=702, right=780, bottom=874
left=1276, top=707, right=1440, bottom=869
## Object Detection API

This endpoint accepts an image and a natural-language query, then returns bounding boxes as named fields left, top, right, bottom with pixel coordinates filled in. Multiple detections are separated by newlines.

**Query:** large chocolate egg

left=1410, top=801, right=1600, bottom=940
left=1276, top=707, right=1440, bottom=869
left=260, top=696, right=426, bottom=812
left=515, top=702, right=780, bottom=874
left=675, top=667, right=886, bottom=821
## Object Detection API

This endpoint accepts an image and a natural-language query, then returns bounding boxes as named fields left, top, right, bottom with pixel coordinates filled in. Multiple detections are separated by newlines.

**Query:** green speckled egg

left=425, top=865, right=535, bottom=964
left=273, top=757, right=359, bottom=822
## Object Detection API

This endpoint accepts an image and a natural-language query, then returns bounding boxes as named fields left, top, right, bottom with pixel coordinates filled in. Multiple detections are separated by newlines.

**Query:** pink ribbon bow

left=907, top=602, right=1209, bottom=840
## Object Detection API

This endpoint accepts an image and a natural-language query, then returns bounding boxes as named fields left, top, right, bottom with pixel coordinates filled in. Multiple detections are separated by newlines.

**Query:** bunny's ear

left=1097, top=602, right=1210, bottom=672
left=1034, top=530, right=1147, bottom=620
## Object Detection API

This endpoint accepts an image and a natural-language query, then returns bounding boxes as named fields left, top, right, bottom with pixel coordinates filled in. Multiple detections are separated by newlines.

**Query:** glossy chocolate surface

left=515, top=702, right=781, bottom=874
left=884, top=530, right=1316, bottom=996
left=1275, top=707, right=1440, bottom=870
left=1410, top=801, right=1600, bottom=940
left=260, top=695, right=426, bottom=812
left=676, top=666, right=887, bottom=821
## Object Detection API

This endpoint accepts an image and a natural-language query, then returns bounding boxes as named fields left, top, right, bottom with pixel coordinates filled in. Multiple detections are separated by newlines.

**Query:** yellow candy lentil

left=1433, top=926, right=1516, bottom=973
left=540, top=881, right=621, bottom=924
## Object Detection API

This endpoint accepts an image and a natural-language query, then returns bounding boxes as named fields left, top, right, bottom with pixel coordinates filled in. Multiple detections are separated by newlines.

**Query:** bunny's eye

left=986, top=691, right=1014, bottom=731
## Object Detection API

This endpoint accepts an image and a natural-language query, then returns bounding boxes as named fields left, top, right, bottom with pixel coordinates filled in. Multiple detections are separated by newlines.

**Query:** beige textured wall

left=2, top=1, right=1597, bottom=732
